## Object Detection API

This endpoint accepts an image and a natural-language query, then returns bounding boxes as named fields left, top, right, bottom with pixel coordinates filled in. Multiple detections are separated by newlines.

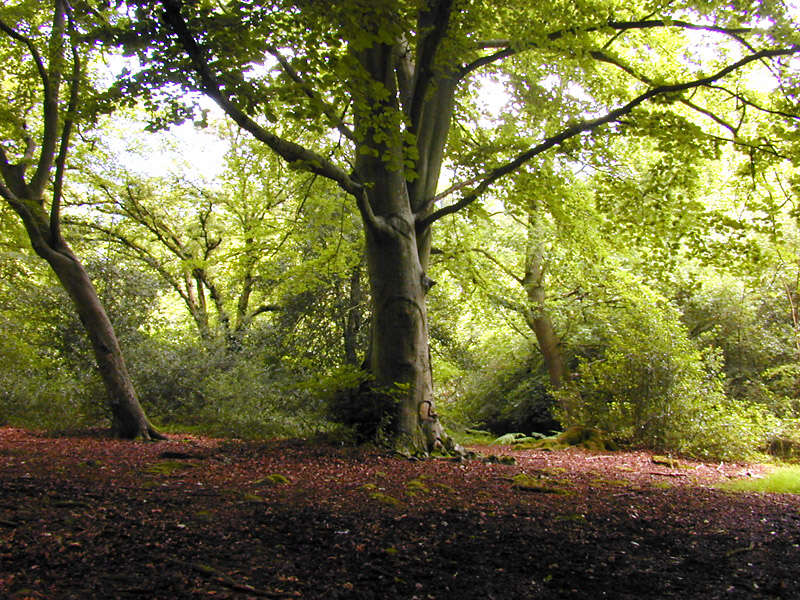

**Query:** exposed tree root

left=146, top=424, right=168, bottom=441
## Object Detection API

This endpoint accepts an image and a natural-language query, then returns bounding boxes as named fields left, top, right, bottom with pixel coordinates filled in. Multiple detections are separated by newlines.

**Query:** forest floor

left=1, top=427, right=799, bottom=599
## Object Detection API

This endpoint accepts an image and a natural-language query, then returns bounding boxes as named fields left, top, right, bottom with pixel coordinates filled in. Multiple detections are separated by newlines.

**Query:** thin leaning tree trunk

left=46, top=246, right=162, bottom=439
left=13, top=200, right=163, bottom=440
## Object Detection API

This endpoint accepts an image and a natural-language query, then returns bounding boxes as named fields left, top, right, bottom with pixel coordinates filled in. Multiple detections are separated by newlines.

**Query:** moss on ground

left=405, top=478, right=430, bottom=496
left=143, top=460, right=196, bottom=475
left=369, top=492, right=404, bottom=507
left=253, top=473, right=291, bottom=486
left=652, top=455, right=689, bottom=469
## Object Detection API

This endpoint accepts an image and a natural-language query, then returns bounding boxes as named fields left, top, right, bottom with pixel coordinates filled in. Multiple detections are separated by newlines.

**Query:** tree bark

left=350, top=33, right=460, bottom=454
left=364, top=207, right=437, bottom=450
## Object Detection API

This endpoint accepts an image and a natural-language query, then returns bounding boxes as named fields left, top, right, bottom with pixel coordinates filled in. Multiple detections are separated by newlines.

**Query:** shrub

left=554, top=284, right=774, bottom=460
left=323, top=367, right=400, bottom=443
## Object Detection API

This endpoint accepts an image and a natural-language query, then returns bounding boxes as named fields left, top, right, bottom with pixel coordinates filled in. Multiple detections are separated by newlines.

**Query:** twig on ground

left=167, top=558, right=301, bottom=598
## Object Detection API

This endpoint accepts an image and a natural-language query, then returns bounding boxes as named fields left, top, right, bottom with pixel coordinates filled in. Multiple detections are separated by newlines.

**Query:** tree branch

left=68, top=217, right=188, bottom=300
left=706, top=84, right=800, bottom=122
left=267, top=45, right=356, bottom=142
left=409, top=0, right=455, bottom=132
left=590, top=49, right=740, bottom=136
left=239, top=303, right=282, bottom=331
left=471, top=247, right=524, bottom=284
left=36, top=0, right=68, bottom=197
left=0, top=145, right=25, bottom=198
left=160, top=0, right=361, bottom=196
left=118, top=182, right=189, bottom=258
left=51, top=1, right=82, bottom=243
left=355, top=187, right=391, bottom=235
left=0, top=6, right=62, bottom=198
left=700, top=132, right=792, bottom=160
left=419, top=46, right=800, bottom=231
left=680, top=97, right=739, bottom=136
left=459, top=18, right=757, bottom=79
left=0, top=179, right=17, bottom=204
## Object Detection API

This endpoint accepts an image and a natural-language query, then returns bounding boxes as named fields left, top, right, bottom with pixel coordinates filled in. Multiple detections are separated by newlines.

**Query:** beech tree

left=69, top=120, right=366, bottom=360
left=109, top=0, right=799, bottom=452
left=71, top=125, right=291, bottom=347
left=0, top=1, right=162, bottom=439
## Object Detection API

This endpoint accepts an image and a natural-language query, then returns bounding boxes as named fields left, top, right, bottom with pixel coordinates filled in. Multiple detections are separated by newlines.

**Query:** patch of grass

left=555, top=513, right=587, bottom=523
left=447, top=427, right=497, bottom=446
left=432, top=482, right=456, bottom=494
left=719, top=466, right=800, bottom=494
left=241, top=492, right=266, bottom=503
left=589, top=478, right=630, bottom=488
left=539, top=467, right=567, bottom=475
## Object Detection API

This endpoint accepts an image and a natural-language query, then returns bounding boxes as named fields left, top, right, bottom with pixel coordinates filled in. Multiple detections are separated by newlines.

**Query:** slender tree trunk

left=13, top=202, right=162, bottom=439
left=343, top=262, right=364, bottom=366
left=783, top=276, right=800, bottom=358
left=47, top=249, right=161, bottom=438
left=183, top=272, right=213, bottom=342
left=522, top=214, right=565, bottom=390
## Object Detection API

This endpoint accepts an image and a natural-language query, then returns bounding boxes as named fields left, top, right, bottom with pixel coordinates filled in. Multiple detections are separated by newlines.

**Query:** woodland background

left=1, top=0, right=799, bottom=461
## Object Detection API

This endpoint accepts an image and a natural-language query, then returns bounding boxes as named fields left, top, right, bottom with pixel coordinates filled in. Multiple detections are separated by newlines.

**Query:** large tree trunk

left=349, top=30, right=461, bottom=454
left=354, top=115, right=443, bottom=450
left=364, top=206, right=438, bottom=451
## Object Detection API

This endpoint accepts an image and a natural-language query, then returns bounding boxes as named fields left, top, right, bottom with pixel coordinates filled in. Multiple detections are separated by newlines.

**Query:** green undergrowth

left=446, top=427, right=497, bottom=446
left=493, top=426, right=617, bottom=452
left=719, top=466, right=800, bottom=494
